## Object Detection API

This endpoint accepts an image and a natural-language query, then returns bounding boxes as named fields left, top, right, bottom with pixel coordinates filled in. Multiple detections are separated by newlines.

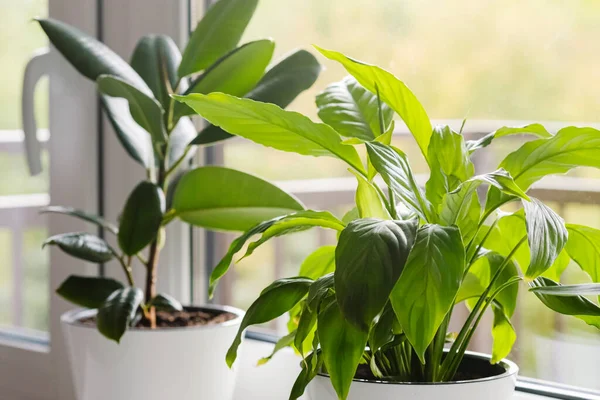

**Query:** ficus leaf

left=43, top=232, right=114, bottom=263
left=41, top=206, right=118, bottom=235
left=149, top=293, right=183, bottom=312
left=97, top=287, right=144, bottom=343
left=56, top=275, right=124, bottom=309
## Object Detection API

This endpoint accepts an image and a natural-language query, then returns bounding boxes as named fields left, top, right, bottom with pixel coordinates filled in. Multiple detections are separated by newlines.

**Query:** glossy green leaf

left=191, top=49, right=322, bottom=145
left=118, top=181, right=165, bottom=255
left=466, top=123, right=552, bottom=152
left=318, top=301, right=368, bottom=400
left=37, top=18, right=150, bottom=93
left=316, top=76, right=393, bottom=140
left=101, top=95, right=155, bottom=169
left=290, top=350, right=323, bottom=400
left=350, top=170, right=391, bottom=219
left=369, top=303, right=396, bottom=353
left=56, top=275, right=124, bottom=309
left=336, top=218, right=418, bottom=331
left=307, top=273, right=335, bottom=312
left=366, top=141, right=434, bottom=221
left=530, top=282, right=600, bottom=296
left=173, top=93, right=366, bottom=174
left=523, top=198, right=568, bottom=279
left=41, top=206, right=118, bottom=234
left=529, top=277, right=600, bottom=329
left=491, top=302, right=516, bottom=364
left=149, top=293, right=183, bottom=312
left=294, top=303, right=317, bottom=355
left=565, top=224, right=600, bottom=282
left=176, top=39, right=275, bottom=119
left=43, top=232, right=114, bottom=263
left=315, top=46, right=432, bottom=158
left=439, top=182, right=480, bottom=245
left=298, top=246, right=336, bottom=280
left=178, top=0, right=258, bottom=76
left=97, top=287, right=144, bottom=343
left=390, top=224, right=464, bottom=362
left=226, top=277, right=312, bottom=367
left=98, top=75, right=166, bottom=143
left=172, top=166, right=304, bottom=231
left=130, top=34, right=181, bottom=110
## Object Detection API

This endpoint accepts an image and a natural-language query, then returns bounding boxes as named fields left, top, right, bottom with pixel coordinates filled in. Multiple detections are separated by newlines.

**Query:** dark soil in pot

left=79, top=306, right=237, bottom=328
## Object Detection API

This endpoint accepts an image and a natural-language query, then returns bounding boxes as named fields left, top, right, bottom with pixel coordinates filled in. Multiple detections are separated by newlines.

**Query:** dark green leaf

left=149, top=293, right=183, bottom=312
left=335, top=218, right=418, bottom=331
left=294, top=303, right=317, bottom=355
left=466, top=123, right=552, bottom=152
left=523, top=198, right=568, bottom=279
left=390, top=224, right=464, bottom=362
left=37, top=18, right=149, bottom=93
left=118, top=181, right=165, bottom=255
left=290, top=351, right=322, bottom=400
left=369, top=303, right=396, bottom=353
left=318, top=301, right=368, bottom=399
left=298, top=246, right=335, bottom=280
left=97, top=287, right=144, bottom=342
left=43, top=232, right=114, bottom=263
left=307, top=273, right=335, bottom=312
left=226, top=277, right=312, bottom=367
left=172, top=166, right=304, bottom=231
left=178, top=0, right=259, bottom=76
left=56, top=275, right=124, bottom=309
left=41, top=206, right=118, bottom=234
left=530, top=283, right=600, bottom=296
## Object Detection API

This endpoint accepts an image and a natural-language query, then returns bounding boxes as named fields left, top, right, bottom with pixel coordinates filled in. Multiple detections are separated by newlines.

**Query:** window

left=200, top=0, right=600, bottom=393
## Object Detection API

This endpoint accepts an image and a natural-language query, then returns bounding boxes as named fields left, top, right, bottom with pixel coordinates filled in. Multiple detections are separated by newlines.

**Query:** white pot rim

left=60, top=304, right=245, bottom=332
left=316, top=351, right=518, bottom=386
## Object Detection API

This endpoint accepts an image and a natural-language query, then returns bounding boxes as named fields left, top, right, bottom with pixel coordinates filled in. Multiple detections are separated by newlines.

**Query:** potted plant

left=175, top=46, right=600, bottom=400
left=36, top=1, right=321, bottom=399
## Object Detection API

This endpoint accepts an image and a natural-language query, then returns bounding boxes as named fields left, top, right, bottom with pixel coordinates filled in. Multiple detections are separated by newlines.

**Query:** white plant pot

left=307, top=351, right=518, bottom=400
left=61, top=305, right=244, bottom=400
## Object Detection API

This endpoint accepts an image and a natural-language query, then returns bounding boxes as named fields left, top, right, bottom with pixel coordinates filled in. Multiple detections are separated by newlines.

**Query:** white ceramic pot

left=61, top=305, right=244, bottom=400
left=307, top=351, right=518, bottom=400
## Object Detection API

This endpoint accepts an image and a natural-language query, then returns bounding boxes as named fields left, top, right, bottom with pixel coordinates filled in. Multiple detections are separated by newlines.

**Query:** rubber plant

left=175, top=46, right=600, bottom=399
left=37, top=0, right=321, bottom=342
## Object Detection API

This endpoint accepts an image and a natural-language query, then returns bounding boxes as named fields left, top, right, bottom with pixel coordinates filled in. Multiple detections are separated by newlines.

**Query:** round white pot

left=61, top=305, right=244, bottom=400
left=307, top=351, right=518, bottom=400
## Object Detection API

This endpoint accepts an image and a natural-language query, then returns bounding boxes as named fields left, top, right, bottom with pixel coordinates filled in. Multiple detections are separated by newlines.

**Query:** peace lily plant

left=175, top=46, right=600, bottom=400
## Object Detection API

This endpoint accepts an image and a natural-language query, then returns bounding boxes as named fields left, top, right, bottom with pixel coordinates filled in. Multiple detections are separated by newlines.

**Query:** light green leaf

left=174, top=93, right=365, bottom=174
left=542, top=250, right=570, bottom=282
left=491, top=302, right=516, bottom=364
left=298, top=246, right=336, bottom=280
left=350, top=170, right=391, bottom=219
left=97, top=287, right=144, bottom=343
left=172, top=166, right=304, bottom=231
left=56, top=275, right=124, bottom=309
left=390, top=224, right=464, bottom=362
left=466, top=123, right=552, bottom=152
left=226, top=277, right=312, bottom=367
left=178, top=0, right=258, bottom=76
left=98, top=75, right=166, bottom=144
left=43, top=232, right=114, bottom=263
left=366, top=141, right=434, bottom=222
left=316, top=76, right=393, bottom=140
left=368, top=303, right=396, bottom=353
left=41, top=206, right=118, bottom=235
left=258, top=331, right=296, bottom=366
left=336, top=218, right=418, bottom=331
left=315, top=46, right=432, bottom=158
left=565, top=224, right=600, bottom=282
left=439, top=182, right=480, bottom=245
left=118, top=181, right=165, bottom=255
left=523, top=198, right=568, bottom=279
left=191, top=49, right=322, bottom=145
left=318, top=301, right=368, bottom=400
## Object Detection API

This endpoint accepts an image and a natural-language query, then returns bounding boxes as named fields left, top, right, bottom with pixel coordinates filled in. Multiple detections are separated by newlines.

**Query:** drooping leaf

left=226, top=277, right=312, bottom=367
left=529, top=277, right=600, bottom=329
left=36, top=18, right=150, bottom=93
left=298, top=246, right=336, bottom=280
left=336, top=218, right=418, bottom=331
left=316, top=76, right=393, bottom=140
left=172, top=166, right=304, bottom=231
left=390, top=224, right=465, bottom=362
left=491, top=302, right=516, bottom=364
left=523, top=198, right=568, bottom=279
left=118, top=181, right=165, bottom=255
left=366, top=141, right=434, bottom=221
left=530, top=282, right=600, bottom=296
left=148, top=293, right=183, bottom=312
left=173, top=93, right=366, bottom=174
left=178, top=0, right=259, bottom=77
left=97, top=287, right=144, bottom=342
left=258, top=331, right=296, bottom=366
left=130, top=34, right=181, bottom=110
left=191, top=49, right=322, bottom=145
left=350, top=170, right=391, bottom=219
left=97, top=75, right=166, bottom=144
left=175, top=39, right=275, bottom=119
left=565, top=224, right=600, bottom=282
left=466, top=123, right=552, bottom=152
left=294, top=303, right=317, bottom=355
left=43, top=232, right=114, bottom=263
left=56, top=275, right=124, bottom=309
left=101, top=95, right=155, bottom=169
left=318, top=301, right=368, bottom=400
left=41, top=206, right=118, bottom=234
left=315, top=46, right=432, bottom=158
left=289, top=350, right=323, bottom=400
